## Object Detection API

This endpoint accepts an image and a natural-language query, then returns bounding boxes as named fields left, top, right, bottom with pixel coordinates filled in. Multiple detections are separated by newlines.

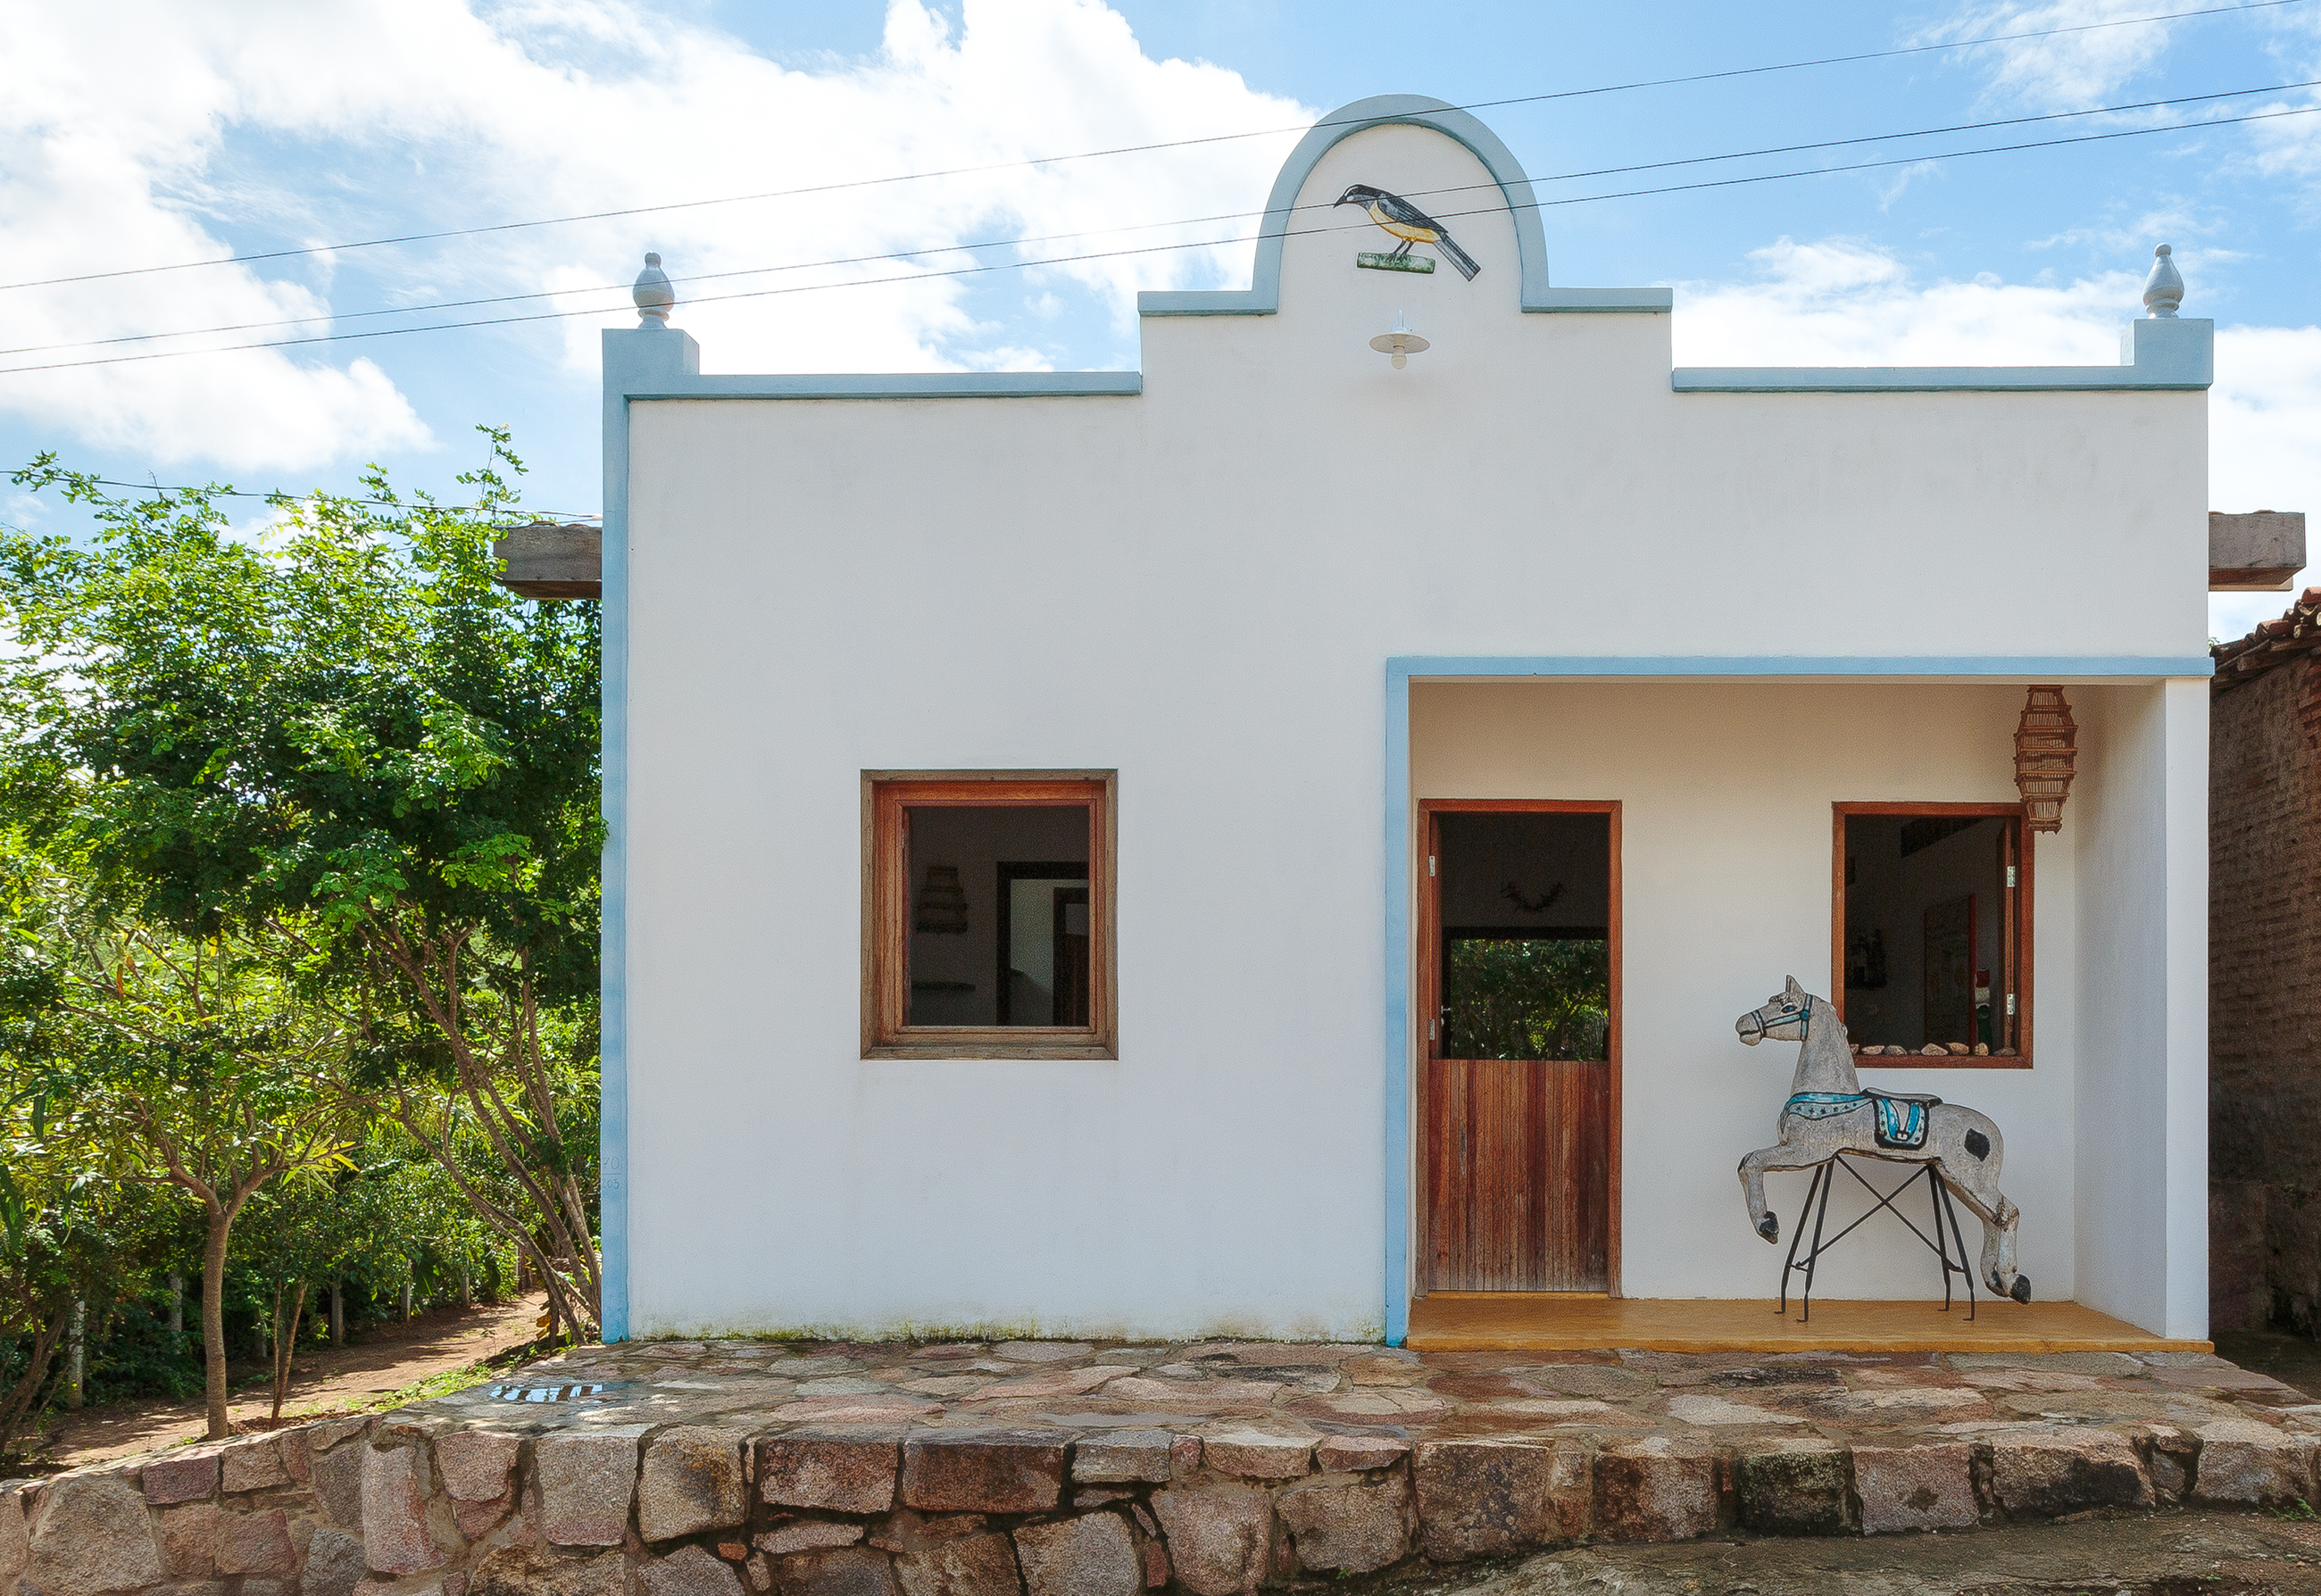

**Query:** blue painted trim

left=621, top=371, right=1141, bottom=401
left=598, top=325, right=702, bottom=1342
left=1528, top=288, right=1672, bottom=314
left=1130, top=93, right=1668, bottom=320
left=1382, top=668, right=1411, bottom=1347
left=1389, top=654, right=2215, bottom=678
left=1676, top=319, right=2213, bottom=394
left=1378, top=648, right=2210, bottom=1338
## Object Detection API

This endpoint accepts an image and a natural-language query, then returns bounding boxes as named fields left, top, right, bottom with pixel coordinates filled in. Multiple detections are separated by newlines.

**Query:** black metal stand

left=1776, top=1151, right=1976, bottom=1323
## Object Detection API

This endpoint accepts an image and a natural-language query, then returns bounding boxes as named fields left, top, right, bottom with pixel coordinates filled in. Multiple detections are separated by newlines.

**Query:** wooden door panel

left=1425, top=1057, right=1609, bottom=1291
left=1416, top=799, right=1620, bottom=1297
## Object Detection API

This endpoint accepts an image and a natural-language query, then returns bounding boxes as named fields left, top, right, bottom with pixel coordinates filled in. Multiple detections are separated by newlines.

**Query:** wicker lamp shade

left=914, top=864, right=969, bottom=934
left=2014, top=686, right=2077, bottom=834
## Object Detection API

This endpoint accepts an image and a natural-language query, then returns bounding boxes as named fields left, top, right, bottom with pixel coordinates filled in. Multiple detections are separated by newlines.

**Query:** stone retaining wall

left=5, top=1397, right=2319, bottom=1596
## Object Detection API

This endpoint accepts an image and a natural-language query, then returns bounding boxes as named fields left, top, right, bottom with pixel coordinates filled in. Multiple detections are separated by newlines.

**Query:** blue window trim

left=1673, top=318, right=2212, bottom=393
left=1378, top=653, right=2212, bottom=1345
left=622, top=371, right=1143, bottom=400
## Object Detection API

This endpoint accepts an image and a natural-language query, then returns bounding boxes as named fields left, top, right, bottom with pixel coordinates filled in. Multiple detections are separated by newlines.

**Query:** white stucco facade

left=602, top=96, right=2213, bottom=1342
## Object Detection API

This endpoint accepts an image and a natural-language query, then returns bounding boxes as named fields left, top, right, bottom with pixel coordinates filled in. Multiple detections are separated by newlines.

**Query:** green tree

left=0, top=1159, right=156, bottom=1459
left=0, top=434, right=603, bottom=1339
left=235, top=1172, right=358, bottom=1421
left=0, top=853, right=360, bottom=1438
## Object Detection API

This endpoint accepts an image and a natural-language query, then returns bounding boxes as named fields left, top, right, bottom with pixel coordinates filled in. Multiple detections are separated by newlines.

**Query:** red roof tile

left=2213, top=586, right=2321, bottom=692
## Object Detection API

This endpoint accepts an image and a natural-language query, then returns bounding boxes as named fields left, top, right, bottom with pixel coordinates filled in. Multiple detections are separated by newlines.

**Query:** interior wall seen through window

left=906, top=804, right=1089, bottom=1027
left=1842, top=814, right=2017, bottom=1054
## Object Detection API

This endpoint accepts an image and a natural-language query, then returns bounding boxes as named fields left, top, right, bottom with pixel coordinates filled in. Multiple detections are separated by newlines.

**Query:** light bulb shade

left=1369, top=316, right=1429, bottom=361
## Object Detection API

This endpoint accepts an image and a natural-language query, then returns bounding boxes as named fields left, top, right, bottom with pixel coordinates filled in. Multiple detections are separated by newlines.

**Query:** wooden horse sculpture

left=1735, top=977, right=2030, bottom=1304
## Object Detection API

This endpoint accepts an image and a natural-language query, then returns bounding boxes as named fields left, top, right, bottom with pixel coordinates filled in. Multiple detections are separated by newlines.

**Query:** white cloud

left=0, top=34, right=435, bottom=474
left=1918, top=0, right=2321, bottom=200
left=0, top=0, right=1310, bottom=478
left=1673, top=237, right=2135, bottom=365
left=1672, top=238, right=2320, bottom=641
left=1919, top=0, right=2183, bottom=109
left=2211, top=323, right=2321, bottom=639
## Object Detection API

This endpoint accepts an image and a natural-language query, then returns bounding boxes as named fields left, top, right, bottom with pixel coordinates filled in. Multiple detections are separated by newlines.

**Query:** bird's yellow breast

left=1366, top=202, right=1437, bottom=245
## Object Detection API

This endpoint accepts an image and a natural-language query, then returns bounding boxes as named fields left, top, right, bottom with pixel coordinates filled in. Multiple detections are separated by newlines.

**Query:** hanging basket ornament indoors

left=914, top=864, right=969, bottom=934
left=2013, top=686, right=2077, bottom=834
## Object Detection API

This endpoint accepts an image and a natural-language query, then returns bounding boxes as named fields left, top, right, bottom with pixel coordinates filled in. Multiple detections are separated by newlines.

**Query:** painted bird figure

left=1334, top=184, right=1481, bottom=280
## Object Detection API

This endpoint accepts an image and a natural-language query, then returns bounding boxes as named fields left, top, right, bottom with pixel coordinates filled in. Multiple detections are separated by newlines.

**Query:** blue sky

left=3, top=0, right=2317, bottom=635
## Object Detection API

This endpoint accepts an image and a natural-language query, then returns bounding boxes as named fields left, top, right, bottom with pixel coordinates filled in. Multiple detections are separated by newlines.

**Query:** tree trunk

left=201, top=1208, right=232, bottom=1439
left=0, top=1319, right=62, bottom=1459
left=63, top=1301, right=84, bottom=1410
left=168, top=1273, right=183, bottom=1341
left=400, top=1279, right=412, bottom=1322
left=538, top=1263, right=561, bottom=1342
left=459, top=1268, right=471, bottom=1309
left=270, top=1284, right=306, bottom=1424
left=329, top=1282, right=344, bottom=1347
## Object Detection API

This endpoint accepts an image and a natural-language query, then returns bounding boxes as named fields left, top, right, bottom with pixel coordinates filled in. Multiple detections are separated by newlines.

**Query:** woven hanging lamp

left=914, top=864, right=969, bottom=934
left=2014, top=686, right=2078, bottom=834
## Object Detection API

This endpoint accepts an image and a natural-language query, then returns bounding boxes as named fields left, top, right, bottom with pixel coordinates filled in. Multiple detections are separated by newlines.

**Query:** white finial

left=2142, top=244, right=2184, bottom=320
left=634, top=252, right=675, bottom=328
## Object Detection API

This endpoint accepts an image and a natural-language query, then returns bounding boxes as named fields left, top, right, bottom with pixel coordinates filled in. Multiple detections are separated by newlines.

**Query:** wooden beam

left=492, top=521, right=601, bottom=599
left=2210, top=509, right=2305, bottom=592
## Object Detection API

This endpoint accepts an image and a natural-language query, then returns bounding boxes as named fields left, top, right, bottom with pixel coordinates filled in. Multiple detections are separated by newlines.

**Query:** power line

left=6, top=100, right=2312, bottom=379
left=0, top=0, right=2303, bottom=296
left=10, top=75, right=2314, bottom=362
left=1524, top=102, right=2321, bottom=211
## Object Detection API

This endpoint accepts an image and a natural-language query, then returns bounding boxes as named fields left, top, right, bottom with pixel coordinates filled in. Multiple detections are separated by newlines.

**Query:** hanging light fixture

left=915, top=864, right=969, bottom=934
left=2013, top=686, right=2077, bottom=833
left=1368, top=311, right=1429, bottom=370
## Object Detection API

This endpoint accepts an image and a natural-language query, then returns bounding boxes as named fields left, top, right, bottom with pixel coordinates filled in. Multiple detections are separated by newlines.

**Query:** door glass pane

left=906, top=804, right=1089, bottom=1027
left=1443, top=936, right=1610, bottom=1060
left=1435, top=811, right=1612, bottom=1060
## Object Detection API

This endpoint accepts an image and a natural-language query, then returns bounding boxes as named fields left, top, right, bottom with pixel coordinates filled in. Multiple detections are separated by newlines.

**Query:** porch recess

left=1386, top=660, right=2212, bottom=1348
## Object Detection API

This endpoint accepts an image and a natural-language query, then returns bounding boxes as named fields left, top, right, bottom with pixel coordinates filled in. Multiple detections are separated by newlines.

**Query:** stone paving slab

left=8, top=1336, right=2318, bottom=1596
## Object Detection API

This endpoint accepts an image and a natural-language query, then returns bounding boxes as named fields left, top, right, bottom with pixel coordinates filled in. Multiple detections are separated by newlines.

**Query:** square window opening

left=866, top=774, right=1114, bottom=1058
left=1836, top=806, right=2028, bottom=1066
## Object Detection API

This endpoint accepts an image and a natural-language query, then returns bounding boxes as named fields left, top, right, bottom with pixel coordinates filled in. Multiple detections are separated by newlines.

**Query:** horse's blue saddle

left=1784, top=1090, right=1942, bottom=1152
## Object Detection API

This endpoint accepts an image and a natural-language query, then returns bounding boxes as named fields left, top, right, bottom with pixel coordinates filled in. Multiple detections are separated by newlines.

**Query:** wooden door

left=1418, top=802, right=1618, bottom=1293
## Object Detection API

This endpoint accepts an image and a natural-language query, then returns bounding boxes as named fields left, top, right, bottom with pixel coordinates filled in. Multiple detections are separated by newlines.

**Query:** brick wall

left=2210, top=647, right=2321, bottom=1331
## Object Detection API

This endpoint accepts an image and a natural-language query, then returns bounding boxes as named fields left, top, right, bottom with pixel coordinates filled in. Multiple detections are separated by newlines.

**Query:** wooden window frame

left=862, top=770, right=1117, bottom=1060
left=1414, top=798, right=1623, bottom=1298
left=1831, top=801, right=2032, bottom=1070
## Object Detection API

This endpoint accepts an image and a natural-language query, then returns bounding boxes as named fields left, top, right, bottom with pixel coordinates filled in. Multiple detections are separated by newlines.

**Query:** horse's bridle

left=1745, top=995, right=1810, bottom=1043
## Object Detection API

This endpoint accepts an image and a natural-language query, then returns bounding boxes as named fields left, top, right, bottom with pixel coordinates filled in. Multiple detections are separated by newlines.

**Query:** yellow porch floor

left=1406, top=1293, right=2212, bottom=1354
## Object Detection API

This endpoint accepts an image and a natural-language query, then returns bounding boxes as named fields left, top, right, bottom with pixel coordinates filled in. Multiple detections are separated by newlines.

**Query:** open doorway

left=1418, top=802, right=1619, bottom=1293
